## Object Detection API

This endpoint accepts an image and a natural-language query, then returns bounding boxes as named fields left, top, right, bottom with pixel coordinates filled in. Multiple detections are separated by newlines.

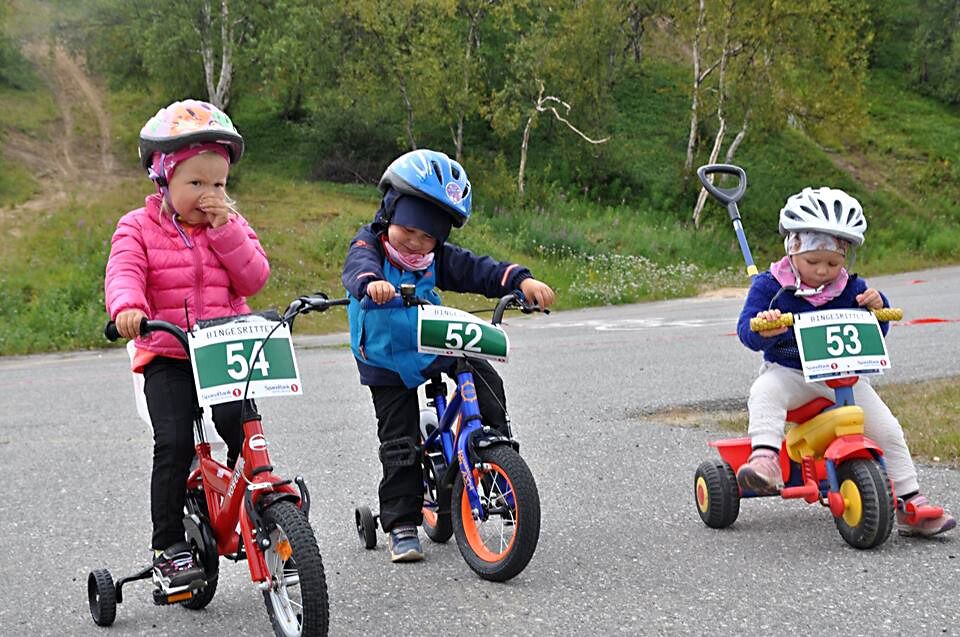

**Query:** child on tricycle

left=735, top=185, right=955, bottom=538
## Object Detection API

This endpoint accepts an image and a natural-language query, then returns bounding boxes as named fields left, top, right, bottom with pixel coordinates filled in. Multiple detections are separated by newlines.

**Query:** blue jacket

left=341, top=222, right=532, bottom=387
left=737, top=271, right=890, bottom=370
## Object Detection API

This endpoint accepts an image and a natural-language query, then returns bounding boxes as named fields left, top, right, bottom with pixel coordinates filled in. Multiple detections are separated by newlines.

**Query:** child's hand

left=519, top=278, right=556, bottom=309
left=115, top=309, right=147, bottom=339
left=755, top=309, right=788, bottom=338
left=366, top=280, right=396, bottom=304
left=856, top=288, right=883, bottom=310
left=198, top=194, right=231, bottom=228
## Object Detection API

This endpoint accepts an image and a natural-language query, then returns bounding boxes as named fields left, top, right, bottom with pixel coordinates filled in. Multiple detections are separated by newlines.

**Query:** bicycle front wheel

left=260, top=501, right=329, bottom=636
left=452, top=445, right=540, bottom=581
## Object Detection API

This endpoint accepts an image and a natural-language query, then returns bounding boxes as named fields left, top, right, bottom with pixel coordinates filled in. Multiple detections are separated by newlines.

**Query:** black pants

left=142, top=356, right=251, bottom=550
left=369, top=359, right=509, bottom=532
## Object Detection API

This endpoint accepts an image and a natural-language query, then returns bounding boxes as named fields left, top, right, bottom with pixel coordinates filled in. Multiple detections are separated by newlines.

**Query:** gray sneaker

left=388, top=525, right=424, bottom=563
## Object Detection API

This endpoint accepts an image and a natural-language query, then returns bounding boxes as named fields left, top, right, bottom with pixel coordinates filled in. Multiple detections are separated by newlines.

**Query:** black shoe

left=153, top=541, right=205, bottom=590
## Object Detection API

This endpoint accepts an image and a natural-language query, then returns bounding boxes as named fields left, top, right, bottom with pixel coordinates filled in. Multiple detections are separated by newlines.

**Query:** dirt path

left=3, top=40, right=129, bottom=224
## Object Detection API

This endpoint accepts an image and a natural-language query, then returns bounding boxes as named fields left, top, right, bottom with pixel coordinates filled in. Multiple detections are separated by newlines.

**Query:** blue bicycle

left=354, top=286, right=545, bottom=581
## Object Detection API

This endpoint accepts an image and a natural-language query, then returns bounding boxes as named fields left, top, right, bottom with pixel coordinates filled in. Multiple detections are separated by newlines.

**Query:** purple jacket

left=105, top=194, right=270, bottom=358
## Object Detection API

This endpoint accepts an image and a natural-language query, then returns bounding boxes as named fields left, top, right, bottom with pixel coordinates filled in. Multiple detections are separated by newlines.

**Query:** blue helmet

left=378, top=149, right=472, bottom=227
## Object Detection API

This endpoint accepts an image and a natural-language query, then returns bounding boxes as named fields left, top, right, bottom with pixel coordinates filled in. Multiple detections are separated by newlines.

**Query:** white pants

left=748, top=362, right=919, bottom=495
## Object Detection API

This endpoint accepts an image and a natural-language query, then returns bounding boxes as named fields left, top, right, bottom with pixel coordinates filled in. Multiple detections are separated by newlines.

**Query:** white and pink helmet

left=138, top=99, right=244, bottom=172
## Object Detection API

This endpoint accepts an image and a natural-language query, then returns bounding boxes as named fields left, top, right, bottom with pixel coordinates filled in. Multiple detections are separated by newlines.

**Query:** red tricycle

left=694, top=307, right=944, bottom=549
left=88, top=293, right=347, bottom=636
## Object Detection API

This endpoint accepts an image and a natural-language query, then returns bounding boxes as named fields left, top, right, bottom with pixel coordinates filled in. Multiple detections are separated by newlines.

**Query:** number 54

left=226, top=341, right=271, bottom=380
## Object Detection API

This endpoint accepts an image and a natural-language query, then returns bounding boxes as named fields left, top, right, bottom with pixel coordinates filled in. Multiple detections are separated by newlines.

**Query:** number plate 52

left=417, top=305, right=509, bottom=363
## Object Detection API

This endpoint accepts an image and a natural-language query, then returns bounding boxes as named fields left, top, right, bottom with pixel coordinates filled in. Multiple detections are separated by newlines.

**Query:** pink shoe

left=736, top=449, right=783, bottom=495
left=897, top=495, right=957, bottom=538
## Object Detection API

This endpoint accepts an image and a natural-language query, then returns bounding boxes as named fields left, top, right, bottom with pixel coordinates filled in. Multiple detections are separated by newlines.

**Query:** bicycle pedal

left=152, top=579, right=206, bottom=605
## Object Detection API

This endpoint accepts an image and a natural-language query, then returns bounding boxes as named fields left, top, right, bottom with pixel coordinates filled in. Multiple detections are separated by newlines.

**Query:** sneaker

left=897, top=495, right=957, bottom=538
left=153, top=541, right=205, bottom=590
left=388, top=525, right=424, bottom=563
left=736, top=448, right=783, bottom=495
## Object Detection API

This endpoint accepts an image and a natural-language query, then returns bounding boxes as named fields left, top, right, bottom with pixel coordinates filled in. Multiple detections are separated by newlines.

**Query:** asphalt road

left=1, top=266, right=958, bottom=636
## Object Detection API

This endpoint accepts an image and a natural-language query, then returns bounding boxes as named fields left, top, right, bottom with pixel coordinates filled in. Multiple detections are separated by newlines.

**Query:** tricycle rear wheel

left=694, top=461, right=741, bottom=528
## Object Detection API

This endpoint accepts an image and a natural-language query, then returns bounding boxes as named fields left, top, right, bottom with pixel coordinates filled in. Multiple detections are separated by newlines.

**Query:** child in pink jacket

left=104, top=100, right=269, bottom=591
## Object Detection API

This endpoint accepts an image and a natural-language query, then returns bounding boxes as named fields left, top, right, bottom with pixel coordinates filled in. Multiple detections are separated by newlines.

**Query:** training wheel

left=88, top=569, right=117, bottom=627
left=355, top=506, right=378, bottom=549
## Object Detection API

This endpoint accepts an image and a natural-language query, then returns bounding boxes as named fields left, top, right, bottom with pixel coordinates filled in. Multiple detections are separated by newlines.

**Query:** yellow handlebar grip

left=749, top=313, right=794, bottom=332
left=873, top=308, right=903, bottom=322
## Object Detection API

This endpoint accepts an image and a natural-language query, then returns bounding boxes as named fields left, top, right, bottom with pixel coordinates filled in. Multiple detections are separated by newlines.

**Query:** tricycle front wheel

left=833, top=459, right=894, bottom=549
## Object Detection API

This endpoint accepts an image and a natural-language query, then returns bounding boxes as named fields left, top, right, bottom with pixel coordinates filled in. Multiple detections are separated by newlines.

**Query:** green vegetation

left=1, top=1, right=959, bottom=356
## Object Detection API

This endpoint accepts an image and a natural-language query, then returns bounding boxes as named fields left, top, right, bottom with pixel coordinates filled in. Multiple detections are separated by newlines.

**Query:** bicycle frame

left=187, top=413, right=302, bottom=583
left=422, top=359, right=488, bottom=518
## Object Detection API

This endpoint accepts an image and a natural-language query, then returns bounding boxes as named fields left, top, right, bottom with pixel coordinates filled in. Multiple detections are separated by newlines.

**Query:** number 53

left=825, top=325, right=862, bottom=356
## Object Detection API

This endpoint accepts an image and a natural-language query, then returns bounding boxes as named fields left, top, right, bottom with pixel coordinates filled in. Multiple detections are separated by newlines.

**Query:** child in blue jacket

left=736, top=186, right=954, bottom=537
left=342, top=149, right=555, bottom=561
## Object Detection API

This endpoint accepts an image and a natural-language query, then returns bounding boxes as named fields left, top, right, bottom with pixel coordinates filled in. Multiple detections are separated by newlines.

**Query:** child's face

left=791, top=249, right=845, bottom=288
left=387, top=224, right=437, bottom=255
left=166, top=152, right=230, bottom=224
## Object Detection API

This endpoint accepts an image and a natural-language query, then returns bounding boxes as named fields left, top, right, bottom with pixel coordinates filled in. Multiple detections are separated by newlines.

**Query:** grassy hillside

left=1, top=32, right=959, bottom=355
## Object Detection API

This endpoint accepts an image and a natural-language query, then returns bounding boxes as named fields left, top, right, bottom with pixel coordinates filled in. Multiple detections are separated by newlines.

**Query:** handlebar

left=750, top=307, right=904, bottom=332
left=360, top=289, right=548, bottom=326
left=104, top=292, right=350, bottom=353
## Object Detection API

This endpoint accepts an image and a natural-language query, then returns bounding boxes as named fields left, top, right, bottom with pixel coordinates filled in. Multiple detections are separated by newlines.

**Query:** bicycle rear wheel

left=452, top=445, right=540, bottom=581
left=261, top=501, right=329, bottom=636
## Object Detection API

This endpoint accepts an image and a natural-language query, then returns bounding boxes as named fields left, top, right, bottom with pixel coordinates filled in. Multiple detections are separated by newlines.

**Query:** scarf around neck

left=769, top=255, right=849, bottom=307
left=381, top=235, right=435, bottom=272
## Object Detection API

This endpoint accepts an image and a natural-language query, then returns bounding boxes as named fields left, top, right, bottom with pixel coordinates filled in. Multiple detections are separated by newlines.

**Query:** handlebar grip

left=750, top=307, right=903, bottom=333
left=874, top=307, right=903, bottom=322
left=104, top=317, right=149, bottom=341
left=750, top=313, right=795, bottom=333
left=360, top=296, right=404, bottom=310
left=104, top=321, right=121, bottom=342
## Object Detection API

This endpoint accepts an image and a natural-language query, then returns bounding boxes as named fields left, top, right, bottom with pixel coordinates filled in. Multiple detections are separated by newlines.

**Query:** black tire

left=694, top=461, right=741, bottom=529
left=179, top=551, right=218, bottom=610
left=181, top=492, right=218, bottom=610
left=833, top=458, right=894, bottom=550
left=452, top=445, right=540, bottom=582
left=355, top=506, right=377, bottom=550
left=422, top=453, right=453, bottom=544
left=87, top=569, right=117, bottom=627
left=261, top=501, right=329, bottom=637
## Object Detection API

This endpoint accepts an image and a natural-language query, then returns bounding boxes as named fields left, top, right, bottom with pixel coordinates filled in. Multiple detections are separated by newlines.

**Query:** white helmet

left=778, top=187, right=866, bottom=246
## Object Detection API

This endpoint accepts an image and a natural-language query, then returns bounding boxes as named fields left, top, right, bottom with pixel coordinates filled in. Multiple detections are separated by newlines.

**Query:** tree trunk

left=693, top=2, right=734, bottom=227
left=518, top=112, right=535, bottom=195
left=199, top=0, right=234, bottom=110
left=398, top=74, right=417, bottom=150
left=684, top=0, right=706, bottom=173
left=724, top=112, right=749, bottom=163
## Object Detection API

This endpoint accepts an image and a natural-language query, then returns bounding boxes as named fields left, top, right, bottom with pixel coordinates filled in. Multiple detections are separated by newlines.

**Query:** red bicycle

left=88, top=293, right=347, bottom=637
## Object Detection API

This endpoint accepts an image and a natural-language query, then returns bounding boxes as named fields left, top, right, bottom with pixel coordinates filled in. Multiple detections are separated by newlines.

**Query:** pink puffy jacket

left=105, top=194, right=270, bottom=359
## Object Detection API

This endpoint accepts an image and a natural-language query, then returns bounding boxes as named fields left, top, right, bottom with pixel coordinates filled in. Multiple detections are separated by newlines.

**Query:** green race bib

left=794, top=309, right=890, bottom=382
left=417, top=305, right=509, bottom=363
left=188, top=314, right=302, bottom=407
